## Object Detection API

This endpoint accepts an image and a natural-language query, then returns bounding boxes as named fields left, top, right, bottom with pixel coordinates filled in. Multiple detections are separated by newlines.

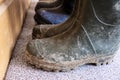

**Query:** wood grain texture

left=0, top=0, right=30, bottom=79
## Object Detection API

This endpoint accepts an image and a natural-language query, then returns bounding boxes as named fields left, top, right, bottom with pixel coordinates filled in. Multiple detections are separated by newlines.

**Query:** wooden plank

left=0, top=0, right=3, bottom=4
left=0, top=0, right=30, bottom=79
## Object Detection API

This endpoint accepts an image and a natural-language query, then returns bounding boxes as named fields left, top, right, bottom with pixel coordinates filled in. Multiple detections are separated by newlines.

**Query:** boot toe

left=26, top=39, right=75, bottom=71
left=26, top=39, right=70, bottom=63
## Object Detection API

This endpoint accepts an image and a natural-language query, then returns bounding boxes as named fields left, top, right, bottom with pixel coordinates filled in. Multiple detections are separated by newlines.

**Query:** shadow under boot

left=26, top=0, right=120, bottom=71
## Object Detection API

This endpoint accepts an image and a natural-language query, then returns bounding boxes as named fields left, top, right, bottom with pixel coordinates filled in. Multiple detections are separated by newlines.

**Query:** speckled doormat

left=5, top=1, right=120, bottom=80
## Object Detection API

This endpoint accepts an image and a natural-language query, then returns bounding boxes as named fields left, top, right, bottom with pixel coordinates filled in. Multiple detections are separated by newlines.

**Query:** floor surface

left=5, top=1, right=120, bottom=80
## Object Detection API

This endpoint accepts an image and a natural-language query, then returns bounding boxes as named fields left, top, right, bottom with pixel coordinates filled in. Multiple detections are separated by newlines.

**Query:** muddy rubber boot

left=35, top=0, right=63, bottom=12
left=33, top=0, right=75, bottom=39
left=34, top=0, right=74, bottom=24
left=25, top=0, right=120, bottom=72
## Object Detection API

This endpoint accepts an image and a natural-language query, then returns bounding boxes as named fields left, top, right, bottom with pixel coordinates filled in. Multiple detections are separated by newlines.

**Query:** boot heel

left=95, top=55, right=114, bottom=66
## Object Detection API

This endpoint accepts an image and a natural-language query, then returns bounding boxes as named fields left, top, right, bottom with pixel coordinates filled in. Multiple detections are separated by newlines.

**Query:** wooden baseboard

left=0, top=0, right=3, bottom=4
left=0, top=0, right=30, bottom=79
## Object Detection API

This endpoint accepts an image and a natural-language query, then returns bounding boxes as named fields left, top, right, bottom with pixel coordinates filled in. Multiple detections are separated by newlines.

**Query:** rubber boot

left=33, top=0, right=75, bottom=39
left=35, top=0, right=63, bottom=12
left=34, top=0, right=74, bottom=24
left=26, top=0, right=120, bottom=71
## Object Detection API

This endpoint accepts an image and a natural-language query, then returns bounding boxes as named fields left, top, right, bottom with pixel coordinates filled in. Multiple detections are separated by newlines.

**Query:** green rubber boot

left=35, top=0, right=63, bottom=12
left=25, top=0, right=120, bottom=71
left=34, top=0, right=74, bottom=25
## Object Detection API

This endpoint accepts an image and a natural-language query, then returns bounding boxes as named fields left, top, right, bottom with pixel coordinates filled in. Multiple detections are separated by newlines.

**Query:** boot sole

left=25, top=50, right=114, bottom=72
